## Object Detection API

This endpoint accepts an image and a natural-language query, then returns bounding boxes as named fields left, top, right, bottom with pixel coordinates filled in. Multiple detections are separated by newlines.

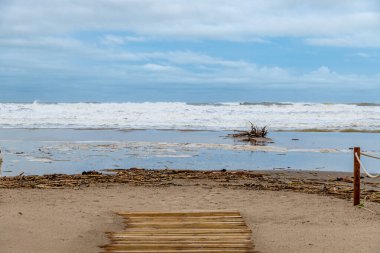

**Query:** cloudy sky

left=1, top=0, right=380, bottom=102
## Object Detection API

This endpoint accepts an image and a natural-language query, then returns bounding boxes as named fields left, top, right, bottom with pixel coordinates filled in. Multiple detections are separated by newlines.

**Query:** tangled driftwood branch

left=229, top=122, right=269, bottom=142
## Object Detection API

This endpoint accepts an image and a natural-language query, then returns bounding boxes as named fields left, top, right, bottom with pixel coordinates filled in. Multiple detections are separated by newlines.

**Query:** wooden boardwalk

left=101, top=210, right=254, bottom=253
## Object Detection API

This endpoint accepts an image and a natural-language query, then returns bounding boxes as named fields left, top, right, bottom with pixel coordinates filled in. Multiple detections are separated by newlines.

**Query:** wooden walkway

left=101, top=210, right=254, bottom=253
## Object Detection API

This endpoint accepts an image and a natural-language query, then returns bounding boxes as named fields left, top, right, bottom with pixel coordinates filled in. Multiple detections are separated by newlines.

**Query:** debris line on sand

left=1, top=168, right=379, bottom=203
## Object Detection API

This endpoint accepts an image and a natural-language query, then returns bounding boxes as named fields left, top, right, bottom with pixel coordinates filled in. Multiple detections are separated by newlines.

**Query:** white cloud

left=1, top=0, right=380, bottom=91
left=305, top=32, right=380, bottom=48
left=354, top=53, right=371, bottom=58
left=142, top=63, right=179, bottom=72
left=0, top=33, right=379, bottom=89
left=0, top=0, right=379, bottom=45
left=101, top=35, right=147, bottom=45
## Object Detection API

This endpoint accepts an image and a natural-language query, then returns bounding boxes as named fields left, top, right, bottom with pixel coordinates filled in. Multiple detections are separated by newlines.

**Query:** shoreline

left=1, top=168, right=379, bottom=203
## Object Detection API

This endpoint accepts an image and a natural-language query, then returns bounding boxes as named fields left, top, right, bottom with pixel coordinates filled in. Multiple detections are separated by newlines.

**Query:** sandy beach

left=1, top=104, right=380, bottom=253
left=2, top=1, right=380, bottom=253
left=1, top=170, right=379, bottom=253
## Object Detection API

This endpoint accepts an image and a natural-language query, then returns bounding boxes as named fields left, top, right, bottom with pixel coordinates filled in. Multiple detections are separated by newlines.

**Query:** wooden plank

left=103, top=250, right=255, bottom=253
left=117, top=211, right=240, bottom=217
left=103, top=249, right=254, bottom=253
left=109, top=233, right=251, bottom=237
left=110, top=229, right=252, bottom=234
left=125, top=217, right=244, bottom=222
left=103, top=245, right=252, bottom=249
left=126, top=223, right=247, bottom=229
left=109, top=238, right=251, bottom=242
left=108, top=240, right=252, bottom=244
left=108, top=236, right=251, bottom=241
left=125, top=220, right=245, bottom=224
left=101, top=210, right=254, bottom=253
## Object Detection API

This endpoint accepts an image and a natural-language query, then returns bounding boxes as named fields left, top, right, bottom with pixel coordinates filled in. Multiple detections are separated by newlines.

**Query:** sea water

left=0, top=102, right=380, bottom=175
left=0, top=129, right=380, bottom=176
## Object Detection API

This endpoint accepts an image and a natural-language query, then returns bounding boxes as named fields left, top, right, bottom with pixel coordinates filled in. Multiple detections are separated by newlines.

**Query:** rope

left=360, top=152, right=380, bottom=160
left=355, top=153, right=380, bottom=178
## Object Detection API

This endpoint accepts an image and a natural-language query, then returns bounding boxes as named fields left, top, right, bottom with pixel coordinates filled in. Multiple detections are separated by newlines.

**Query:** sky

left=0, top=0, right=380, bottom=102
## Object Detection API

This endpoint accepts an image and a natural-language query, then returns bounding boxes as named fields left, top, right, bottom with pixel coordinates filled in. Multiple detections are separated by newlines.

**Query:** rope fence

left=360, top=152, right=380, bottom=160
left=354, top=153, right=380, bottom=178
left=353, top=147, right=380, bottom=206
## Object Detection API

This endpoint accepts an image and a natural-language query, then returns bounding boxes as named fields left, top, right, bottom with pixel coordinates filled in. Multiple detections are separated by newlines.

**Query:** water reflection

left=0, top=129, right=380, bottom=176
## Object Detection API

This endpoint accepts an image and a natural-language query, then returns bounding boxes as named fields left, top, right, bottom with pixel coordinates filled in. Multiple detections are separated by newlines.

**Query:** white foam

left=0, top=102, right=380, bottom=131
left=38, top=141, right=345, bottom=154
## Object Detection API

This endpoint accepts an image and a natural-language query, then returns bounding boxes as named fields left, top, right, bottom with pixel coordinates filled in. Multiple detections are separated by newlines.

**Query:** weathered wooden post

left=353, top=147, right=361, bottom=206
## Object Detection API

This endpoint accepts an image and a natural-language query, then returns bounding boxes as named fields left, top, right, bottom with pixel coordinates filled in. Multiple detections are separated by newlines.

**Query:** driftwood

left=229, top=122, right=270, bottom=143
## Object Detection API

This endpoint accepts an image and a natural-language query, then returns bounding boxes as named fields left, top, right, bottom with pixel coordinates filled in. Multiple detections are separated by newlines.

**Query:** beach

left=2, top=1, right=380, bottom=252
left=1, top=169, right=380, bottom=253
left=0, top=109, right=380, bottom=253
left=1, top=180, right=380, bottom=253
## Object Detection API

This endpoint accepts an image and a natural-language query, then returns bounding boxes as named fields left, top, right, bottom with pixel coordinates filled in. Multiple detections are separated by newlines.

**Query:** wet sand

left=1, top=173, right=380, bottom=253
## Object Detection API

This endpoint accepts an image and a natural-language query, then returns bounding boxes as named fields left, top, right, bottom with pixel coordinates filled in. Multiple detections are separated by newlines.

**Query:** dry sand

left=1, top=182, right=379, bottom=253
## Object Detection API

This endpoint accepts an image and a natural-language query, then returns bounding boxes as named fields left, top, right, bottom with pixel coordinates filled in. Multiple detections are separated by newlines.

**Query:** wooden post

left=353, top=147, right=361, bottom=206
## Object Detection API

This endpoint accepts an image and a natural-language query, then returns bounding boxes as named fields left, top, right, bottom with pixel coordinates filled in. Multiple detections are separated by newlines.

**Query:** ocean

left=1, top=101, right=380, bottom=176
left=1, top=102, right=380, bottom=131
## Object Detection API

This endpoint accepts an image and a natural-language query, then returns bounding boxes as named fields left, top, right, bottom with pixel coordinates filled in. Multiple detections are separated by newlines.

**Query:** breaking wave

left=0, top=102, right=380, bottom=131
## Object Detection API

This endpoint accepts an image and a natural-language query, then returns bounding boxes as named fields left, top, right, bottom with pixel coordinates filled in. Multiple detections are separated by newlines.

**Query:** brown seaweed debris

left=0, top=168, right=379, bottom=203
left=82, top=170, right=102, bottom=175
